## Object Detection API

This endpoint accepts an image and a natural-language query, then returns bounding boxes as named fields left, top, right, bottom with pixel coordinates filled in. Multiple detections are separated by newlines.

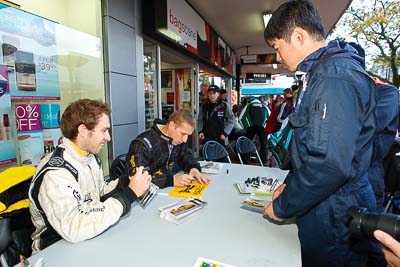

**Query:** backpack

left=0, top=166, right=36, bottom=266
left=267, top=118, right=292, bottom=170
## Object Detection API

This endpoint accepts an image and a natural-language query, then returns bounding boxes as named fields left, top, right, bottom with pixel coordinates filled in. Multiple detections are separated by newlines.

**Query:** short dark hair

left=168, top=109, right=195, bottom=128
left=60, top=99, right=111, bottom=140
left=264, top=0, right=326, bottom=44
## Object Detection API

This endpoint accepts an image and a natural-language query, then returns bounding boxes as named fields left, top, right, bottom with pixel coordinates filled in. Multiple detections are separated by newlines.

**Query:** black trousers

left=245, top=126, right=267, bottom=164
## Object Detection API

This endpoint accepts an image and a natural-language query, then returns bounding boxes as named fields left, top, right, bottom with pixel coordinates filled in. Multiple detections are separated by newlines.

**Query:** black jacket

left=126, top=120, right=200, bottom=188
left=199, top=99, right=234, bottom=143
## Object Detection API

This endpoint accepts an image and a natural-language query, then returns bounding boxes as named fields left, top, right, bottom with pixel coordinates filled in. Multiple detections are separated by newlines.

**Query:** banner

left=0, top=64, right=17, bottom=166
left=40, top=103, right=62, bottom=154
left=15, top=103, right=44, bottom=166
left=0, top=3, right=60, bottom=100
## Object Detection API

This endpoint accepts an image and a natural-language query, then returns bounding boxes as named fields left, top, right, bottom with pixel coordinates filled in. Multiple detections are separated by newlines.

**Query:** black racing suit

left=126, top=119, right=200, bottom=188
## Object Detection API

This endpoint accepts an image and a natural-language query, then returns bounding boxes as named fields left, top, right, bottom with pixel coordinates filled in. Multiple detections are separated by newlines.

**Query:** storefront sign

left=156, top=0, right=236, bottom=76
left=0, top=3, right=60, bottom=100
left=240, top=54, right=278, bottom=65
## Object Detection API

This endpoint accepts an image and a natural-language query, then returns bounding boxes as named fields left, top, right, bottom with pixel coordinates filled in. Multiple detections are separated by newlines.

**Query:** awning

left=241, top=85, right=284, bottom=95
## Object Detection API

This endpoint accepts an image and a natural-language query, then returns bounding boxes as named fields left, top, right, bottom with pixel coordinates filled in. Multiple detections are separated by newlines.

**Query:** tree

left=337, top=0, right=400, bottom=87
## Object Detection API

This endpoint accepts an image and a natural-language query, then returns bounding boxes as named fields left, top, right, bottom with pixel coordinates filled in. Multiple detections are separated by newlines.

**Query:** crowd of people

left=21, top=0, right=400, bottom=267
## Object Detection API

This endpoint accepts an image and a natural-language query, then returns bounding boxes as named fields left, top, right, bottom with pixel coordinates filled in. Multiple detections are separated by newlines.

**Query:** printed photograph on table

left=235, top=176, right=281, bottom=194
left=240, top=196, right=271, bottom=214
left=15, top=104, right=44, bottom=166
left=201, top=162, right=223, bottom=174
left=168, top=182, right=208, bottom=198
left=0, top=3, right=60, bottom=100
left=159, top=197, right=207, bottom=224
left=0, top=64, right=17, bottom=166
left=192, top=257, right=235, bottom=267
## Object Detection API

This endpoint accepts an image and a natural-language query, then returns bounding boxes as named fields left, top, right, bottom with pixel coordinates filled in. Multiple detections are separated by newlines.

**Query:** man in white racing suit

left=29, top=99, right=151, bottom=252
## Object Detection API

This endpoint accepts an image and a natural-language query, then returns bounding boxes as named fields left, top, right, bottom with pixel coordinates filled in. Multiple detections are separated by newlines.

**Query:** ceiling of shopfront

left=185, top=0, right=352, bottom=76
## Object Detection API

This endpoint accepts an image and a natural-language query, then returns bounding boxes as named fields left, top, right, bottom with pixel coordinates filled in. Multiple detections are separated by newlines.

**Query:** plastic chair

left=202, top=141, right=232, bottom=163
left=236, top=136, right=263, bottom=166
left=109, top=154, right=127, bottom=180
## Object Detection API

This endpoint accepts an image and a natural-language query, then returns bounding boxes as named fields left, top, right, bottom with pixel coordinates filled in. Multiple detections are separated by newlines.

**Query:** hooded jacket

left=272, top=41, right=377, bottom=265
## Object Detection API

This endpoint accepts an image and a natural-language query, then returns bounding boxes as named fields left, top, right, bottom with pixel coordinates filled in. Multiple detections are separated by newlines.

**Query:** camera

left=348, top=206, right=400, bottom=241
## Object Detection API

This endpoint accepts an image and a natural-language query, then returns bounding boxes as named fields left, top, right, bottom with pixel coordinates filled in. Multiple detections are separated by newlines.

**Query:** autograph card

left=192, top=257, right=235, bottom=267
left=168, top=182, right=208, bottom=198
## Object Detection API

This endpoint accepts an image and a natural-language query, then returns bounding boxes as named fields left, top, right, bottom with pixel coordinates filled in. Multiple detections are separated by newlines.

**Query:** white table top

left=27, top=163, right=300, bottom=267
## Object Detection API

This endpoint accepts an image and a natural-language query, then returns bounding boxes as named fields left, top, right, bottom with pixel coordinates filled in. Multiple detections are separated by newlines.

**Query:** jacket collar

left=152, top=119, right=172, bottom=142
left=296, top=40, right=365, bottom=73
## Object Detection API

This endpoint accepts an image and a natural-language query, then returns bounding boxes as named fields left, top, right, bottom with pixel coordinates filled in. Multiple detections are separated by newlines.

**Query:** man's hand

left=264, top=202, right=283, bottom=222
left=188, top=168, right=210, bottom=184
left=374, top=230, right=400, bottom=267
left=219, top=134, right=226, bottom=141
left=199, top=133, right=204, bottom=141
left=128, top=166, right=151, bottom=197
left=173, top=172, right=195, bottom=187
left=273, top=183, right=286, bottom=200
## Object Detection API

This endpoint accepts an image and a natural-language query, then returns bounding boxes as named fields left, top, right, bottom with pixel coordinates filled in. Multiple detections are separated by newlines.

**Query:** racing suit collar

left=61, top=137, right=96, bottom=166
left=152, top=120, right=172, bottom=143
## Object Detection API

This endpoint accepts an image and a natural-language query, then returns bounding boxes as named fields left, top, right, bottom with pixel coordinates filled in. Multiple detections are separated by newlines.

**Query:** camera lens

left=349, top=206, right=400, bottom=241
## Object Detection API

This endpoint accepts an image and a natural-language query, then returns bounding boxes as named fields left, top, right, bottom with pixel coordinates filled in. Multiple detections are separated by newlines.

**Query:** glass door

left=143, top=41, right=159, bottom=129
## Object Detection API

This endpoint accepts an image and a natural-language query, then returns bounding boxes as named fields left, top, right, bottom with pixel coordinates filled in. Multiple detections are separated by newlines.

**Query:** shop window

left=0, top=1, right=107, bottom=172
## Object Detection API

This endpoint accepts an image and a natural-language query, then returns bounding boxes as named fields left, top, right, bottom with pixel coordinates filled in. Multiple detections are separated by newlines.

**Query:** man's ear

left=77, top=124, right=88, bottom=138
left=291, top=27, right=306, bottom=46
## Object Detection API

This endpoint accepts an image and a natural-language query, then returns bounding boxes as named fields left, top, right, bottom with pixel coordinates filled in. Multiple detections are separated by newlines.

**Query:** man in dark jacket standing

left=126, top=110, right=210, bottom=189
left=263, top=1, right=377, bottom=267
left=199, top=85, right=235, bottom=146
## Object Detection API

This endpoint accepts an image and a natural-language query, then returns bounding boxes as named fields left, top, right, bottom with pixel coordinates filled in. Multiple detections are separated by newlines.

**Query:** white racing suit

left=29, top=138, right=137, bottom=252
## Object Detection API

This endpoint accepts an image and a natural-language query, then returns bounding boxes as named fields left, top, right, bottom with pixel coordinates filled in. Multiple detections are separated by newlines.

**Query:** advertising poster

left=40, top=103, right=62, bottom=154
left=15, top=104, right=44, bottom=166
left=0, top=3, right=60, bottom=100
left=0, top=64, right=17, bottom=166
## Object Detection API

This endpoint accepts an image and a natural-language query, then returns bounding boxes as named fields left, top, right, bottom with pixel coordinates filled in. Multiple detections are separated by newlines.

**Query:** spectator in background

left=348, top=41, right=399, bottom=267
left=220, top=88, right=227, bottom=102
left=291, top=83, right=300, bottom=106
left=199, top=85, right=235, bottom=146
left=263, top=1, right=377, bottom=266
left=239, top=98, right=270, bottom=164
left=264, top=94, right=283, bottom=134
left=229, top=104, right=245, bottom=141
left=275, top=88, right=294, bottom=131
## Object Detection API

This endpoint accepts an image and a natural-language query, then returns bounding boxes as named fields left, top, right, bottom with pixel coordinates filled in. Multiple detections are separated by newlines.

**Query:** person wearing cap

left=198, top=85, right=235, bottom=147
left=219, top=88, right=227, bottom=102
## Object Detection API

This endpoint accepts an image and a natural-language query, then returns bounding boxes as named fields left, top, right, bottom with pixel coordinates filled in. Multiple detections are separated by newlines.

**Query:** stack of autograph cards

left=192, top=257, right=235, bottom=267
left=138, top=182, right=159, bottom=207
left=240, top=197, right=270, bottom=214
left=201, top=162, right=223, bottom=174
left=235, top=176, right=281, bottom=195
left=159, top=197, right=207, bottom=224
